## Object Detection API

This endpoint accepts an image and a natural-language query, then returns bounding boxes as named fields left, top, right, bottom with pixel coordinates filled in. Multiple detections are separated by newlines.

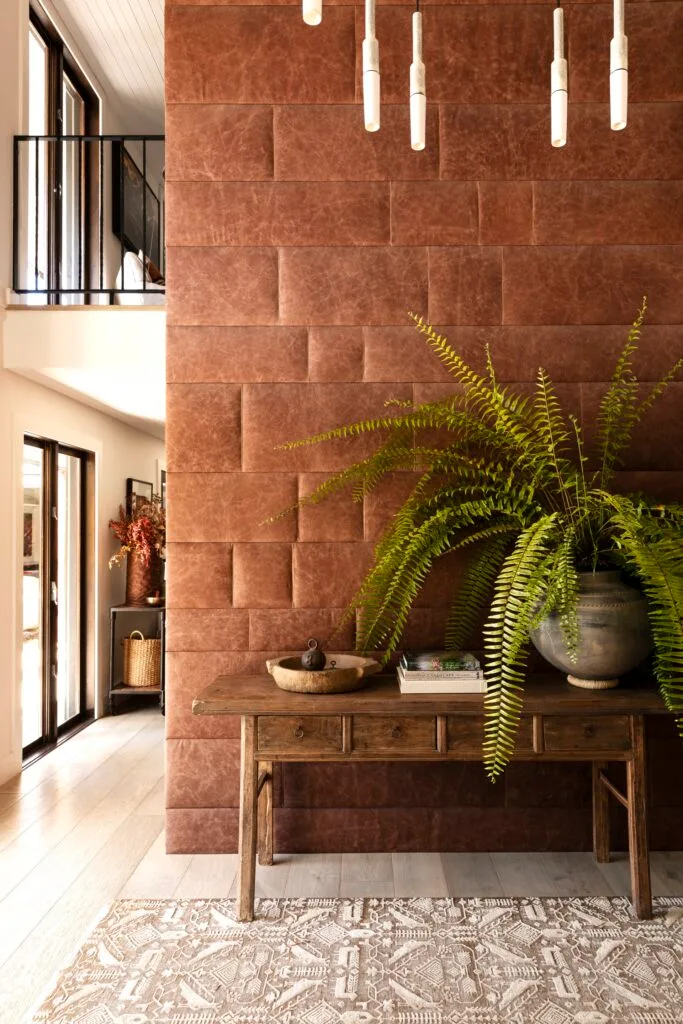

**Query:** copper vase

left=125, top=552, right=164, bottom=606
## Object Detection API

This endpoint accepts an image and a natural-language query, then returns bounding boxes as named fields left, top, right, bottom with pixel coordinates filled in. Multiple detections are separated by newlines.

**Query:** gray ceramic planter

left=529, top=570, right=652, bottom=689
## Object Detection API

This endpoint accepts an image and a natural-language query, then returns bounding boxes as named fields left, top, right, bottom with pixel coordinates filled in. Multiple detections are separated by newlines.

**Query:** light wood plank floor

left=1, top=708, right=682, bottom=1024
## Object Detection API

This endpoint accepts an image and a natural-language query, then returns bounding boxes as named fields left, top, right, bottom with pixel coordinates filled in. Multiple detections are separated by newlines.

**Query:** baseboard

left=0, top=748, right=22, bottom=787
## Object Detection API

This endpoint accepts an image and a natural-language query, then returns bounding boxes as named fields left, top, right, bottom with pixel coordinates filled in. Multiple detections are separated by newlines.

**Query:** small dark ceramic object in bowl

left=300, top=638, right=326, bottom=671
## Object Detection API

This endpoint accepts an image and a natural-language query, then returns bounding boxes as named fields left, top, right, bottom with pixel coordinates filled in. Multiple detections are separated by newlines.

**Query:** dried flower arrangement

left=109, top=495, right=166, bottom=569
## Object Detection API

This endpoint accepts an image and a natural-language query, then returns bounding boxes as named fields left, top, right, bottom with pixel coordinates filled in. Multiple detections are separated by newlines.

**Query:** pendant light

left=302, top=0, right=322, bottom=27
left=363, top=0, right=380, bottom=132
left=550, top=0, right=568, bottom=148
left=610, top=0, right=628, bottom=130
left=296, top=0, right=629, bottom=150
left=410, top=2, right=426, bottom=151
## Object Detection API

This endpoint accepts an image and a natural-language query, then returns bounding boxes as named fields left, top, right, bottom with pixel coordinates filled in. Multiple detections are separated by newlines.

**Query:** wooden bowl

left=266, top=654, right=381, bottom=694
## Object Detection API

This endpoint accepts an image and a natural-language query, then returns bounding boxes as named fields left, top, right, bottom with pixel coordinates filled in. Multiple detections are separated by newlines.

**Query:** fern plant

left=274, top=301, right=683, bottom=779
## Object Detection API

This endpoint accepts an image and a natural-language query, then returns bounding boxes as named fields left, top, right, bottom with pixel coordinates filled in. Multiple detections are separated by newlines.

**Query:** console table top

left=193, top=673, right=667, bottom=717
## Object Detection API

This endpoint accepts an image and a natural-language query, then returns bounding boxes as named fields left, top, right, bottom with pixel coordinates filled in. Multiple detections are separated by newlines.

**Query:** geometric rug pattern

left=29, top=897, right=683, bottom=1024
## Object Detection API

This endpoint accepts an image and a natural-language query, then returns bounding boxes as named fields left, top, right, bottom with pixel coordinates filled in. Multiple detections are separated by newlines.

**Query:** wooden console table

left=192, top=674, right=668, bottom=922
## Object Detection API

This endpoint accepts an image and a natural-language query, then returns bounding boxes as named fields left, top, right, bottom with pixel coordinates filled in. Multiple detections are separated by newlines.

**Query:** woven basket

left=122, top=629, right=162, bottom=688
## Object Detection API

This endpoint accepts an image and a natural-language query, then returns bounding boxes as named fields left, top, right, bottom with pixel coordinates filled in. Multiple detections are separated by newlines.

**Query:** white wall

left=0, top=367, right=165, bottom=784
left=0, top=0, right=27, bottom=301
left=3, top=306, right=166, bottom=433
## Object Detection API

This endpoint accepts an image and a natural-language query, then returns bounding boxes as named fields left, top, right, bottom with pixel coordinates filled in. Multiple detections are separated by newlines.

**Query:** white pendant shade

left=610, top=67, right=628, bottom=130
left=363, top=0, right=380, bottom=132
left=410, top=10, right=426, bottom=151
left=551, top=89, right=568, bottom=149
left=550, top=4, right=568, bottom=147
left=302, top=0, right=322, bottom=27
left=610, top=0, right=628, bottom=130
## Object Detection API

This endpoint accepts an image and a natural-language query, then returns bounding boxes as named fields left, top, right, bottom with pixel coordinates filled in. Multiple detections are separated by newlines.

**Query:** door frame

left=22, top=436, right=92, bottom=759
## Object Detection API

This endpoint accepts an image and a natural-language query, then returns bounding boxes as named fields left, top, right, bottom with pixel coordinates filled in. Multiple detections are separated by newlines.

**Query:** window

left=26, top=23, right=49, bottom=300
left=24, top=6, right=99, bottom=303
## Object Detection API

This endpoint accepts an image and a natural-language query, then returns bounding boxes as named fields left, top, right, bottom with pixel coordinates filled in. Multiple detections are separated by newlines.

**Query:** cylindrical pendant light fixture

left=410, top=3, right=426, bottom=151
left=302, top=0, right=322, bottom=27
left=550, top=1, right=568, bottom=147
left=610, top=0, right=628, bottom=130
left=363, top=0, right=380, bottom=132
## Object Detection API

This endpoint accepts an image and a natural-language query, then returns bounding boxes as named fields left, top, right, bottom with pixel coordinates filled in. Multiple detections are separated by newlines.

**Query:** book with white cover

left=399, top=669, right=482, bottom=681
left=398, top=677, right=487, bottom=694
left=398, top=666, right=487, bottom=694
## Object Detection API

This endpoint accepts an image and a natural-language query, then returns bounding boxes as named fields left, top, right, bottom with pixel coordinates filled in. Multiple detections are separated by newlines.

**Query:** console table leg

left=258, top=760, right=274, bottom=867
left=626, top=716, right=652, bottom=920
left=237, top=716, right=258, bottom=922
left=592, top=761, right=610, bottom=863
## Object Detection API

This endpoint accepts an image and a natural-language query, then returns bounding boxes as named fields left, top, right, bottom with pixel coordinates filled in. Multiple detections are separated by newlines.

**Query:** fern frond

left=445, top=533, right=513, bottom=649
left=531, top=368, right=577, bottom=505
left=595, top=491, right=683, bottom=728
left=357, top=500, right=519, bottom=654
left=594, top=300, right=645, bottom=488
left=635, top=357, right=683, bottom=420
left=262, top=436, right=414, bottom=524
left=533, top=529, right=580, bottom=656
left=483, top=515, right=558, bottom=780
left=277, top=399, right=461, bottom=450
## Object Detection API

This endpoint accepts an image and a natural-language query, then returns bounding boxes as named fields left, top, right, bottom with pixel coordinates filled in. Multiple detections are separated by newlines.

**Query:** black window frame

left=29, top=4, right=100, bottom=303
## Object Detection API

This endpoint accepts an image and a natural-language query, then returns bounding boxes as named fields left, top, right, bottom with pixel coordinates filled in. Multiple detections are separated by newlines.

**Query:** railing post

left=142, top=138, right=147, bottom=292
left=77, top=136, right=83, bottom=294
left=120, top=138, right=125, bottom=292
left=99, top=137, right=104, bottom=293
left=34, top=136, right=40, bottom=291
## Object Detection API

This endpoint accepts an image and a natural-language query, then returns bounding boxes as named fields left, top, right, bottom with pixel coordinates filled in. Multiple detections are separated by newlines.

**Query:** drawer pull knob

left=391, top=725, right=402, bottom=739
left=294, top=726, right=305, bottom=740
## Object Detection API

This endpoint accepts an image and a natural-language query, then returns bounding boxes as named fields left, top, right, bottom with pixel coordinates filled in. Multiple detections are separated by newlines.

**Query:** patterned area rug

left=30, top=897, right=683, bottom=1024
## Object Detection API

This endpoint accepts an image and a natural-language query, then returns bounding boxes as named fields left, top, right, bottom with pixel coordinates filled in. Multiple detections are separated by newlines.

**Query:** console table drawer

left=352, top=715, right=436, bottom=753
left=257, top=716, right=342, bottom=754
left=447, top=716, right=534, bottom=755
left=544, top=716, right=631, bottom=752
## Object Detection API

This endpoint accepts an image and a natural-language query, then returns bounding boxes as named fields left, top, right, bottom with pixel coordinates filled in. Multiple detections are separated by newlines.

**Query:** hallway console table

left=192, top=674, right=668, bottom=921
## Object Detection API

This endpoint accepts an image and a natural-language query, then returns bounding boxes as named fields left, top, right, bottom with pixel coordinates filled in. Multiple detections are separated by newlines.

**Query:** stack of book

left=398, top=650, right=486, bottom=694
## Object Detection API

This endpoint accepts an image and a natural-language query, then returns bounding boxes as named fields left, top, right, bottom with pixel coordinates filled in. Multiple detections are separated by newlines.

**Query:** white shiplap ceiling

left=51, top=0, right=164, bottom=133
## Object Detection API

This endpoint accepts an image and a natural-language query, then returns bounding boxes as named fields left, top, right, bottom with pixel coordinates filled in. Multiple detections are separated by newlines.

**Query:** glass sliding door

left=56, top=451, right=83, bottom=726
left=21, top=438, right=89, bottom=757
left=22, top=442, right=45, bottom=749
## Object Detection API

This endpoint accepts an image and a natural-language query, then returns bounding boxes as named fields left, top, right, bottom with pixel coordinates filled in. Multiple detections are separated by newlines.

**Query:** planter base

left=567, top=674, right=619, bottom=690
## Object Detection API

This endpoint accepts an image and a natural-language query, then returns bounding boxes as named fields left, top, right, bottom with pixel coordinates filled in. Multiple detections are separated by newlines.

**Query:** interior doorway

left=22, top=437, right=91, bottom=756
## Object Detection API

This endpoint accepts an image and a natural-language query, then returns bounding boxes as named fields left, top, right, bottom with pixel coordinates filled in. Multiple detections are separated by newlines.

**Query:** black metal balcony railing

left=13, top=134, right=165, bottom=303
